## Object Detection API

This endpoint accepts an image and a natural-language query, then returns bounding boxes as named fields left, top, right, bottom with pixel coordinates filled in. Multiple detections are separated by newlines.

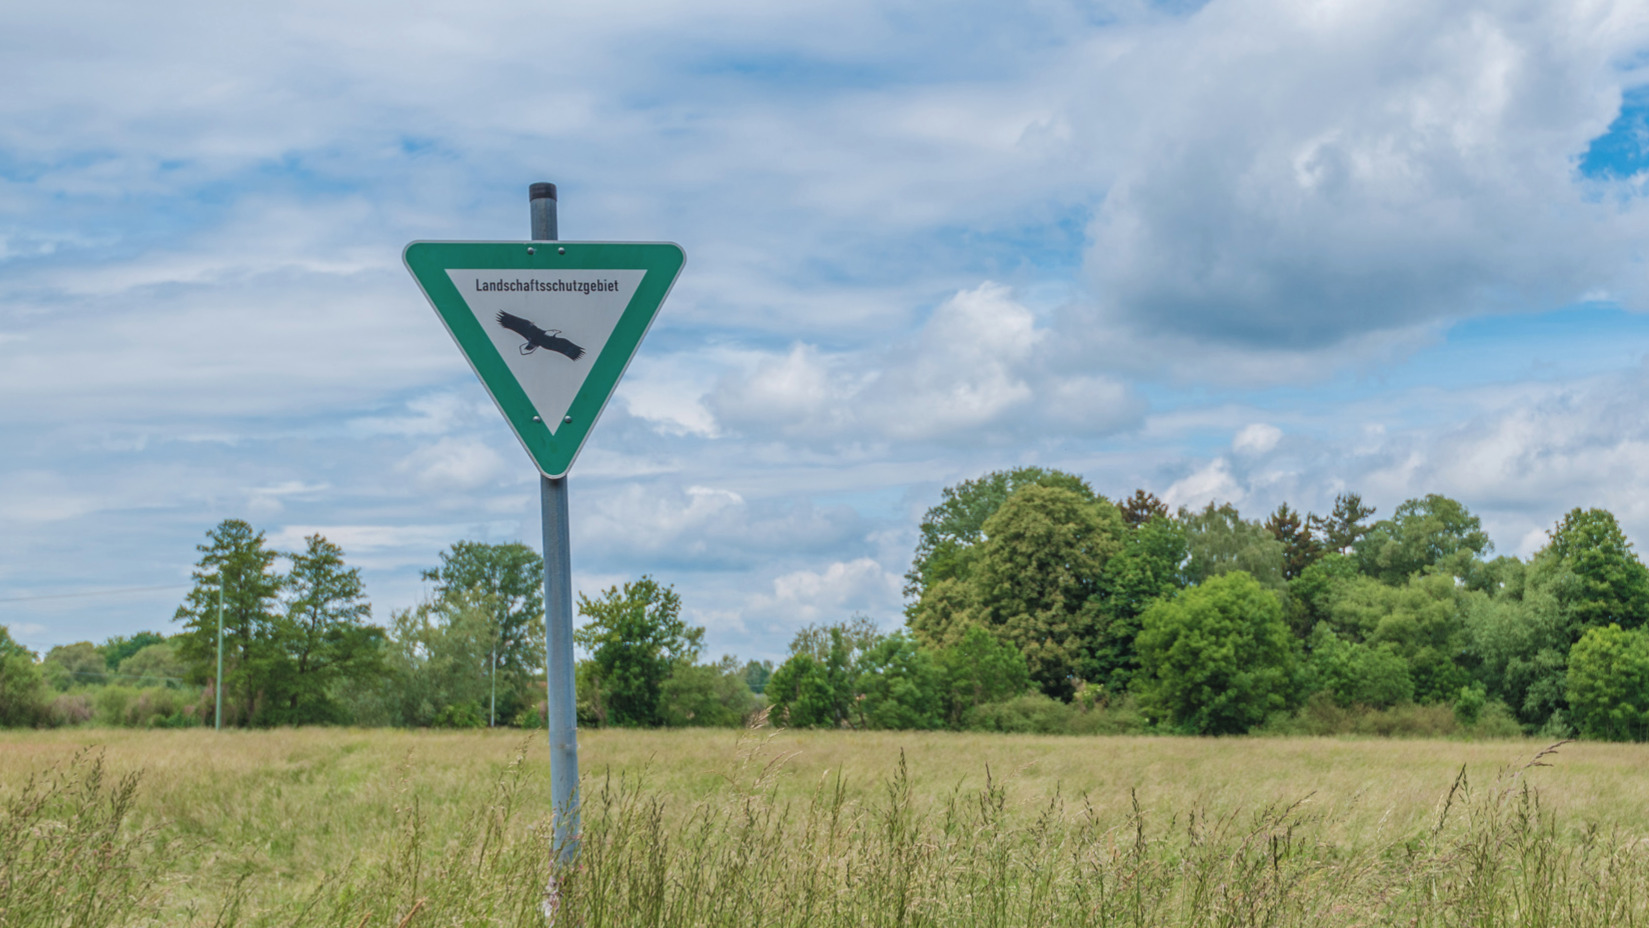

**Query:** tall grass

left=2, top=734, right=1646, bottom=926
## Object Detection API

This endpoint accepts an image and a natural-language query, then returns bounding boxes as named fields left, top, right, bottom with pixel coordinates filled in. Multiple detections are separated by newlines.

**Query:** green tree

left=904, top=466, right=1096, bottom=611
left=1463, top=585, right=1570, bottom=730
left=1326, top=574, right=1471, bottom=703
left=766, top=628, right=855, bottom=728
left=0, top=626, right=46, bottom=727
left=575, top=577, right=699, bottom=727
left=99, top=632, right=166, bottom=672
left=1134, top=572, right=1298, bottom=734
left=1313, top=492, right=1377, bottom=554
left=1354, top=494, right=1491, bottom=584
left=422, top=541, right=545, bottom=726
left=1538, top=508, right=1649, bottom=634
left=263, top=534, right=385, bottom=725
left=1264, top=503, right=1322, bottom=580
left=1089, top=514, right=1188, bottom=690
left=853, top=633, right=943, bottom=730
left=933, top=624, right=1031, bottom=726
left=1303, top=624, right=1414, bottom=708
left=659, top=656, right=758, bottom=727
left=42, top=642, right=104, bottom=690
left=969, top=485, right=1125, bottom=698
left=1566, top=624, right=1649, bottom=741
left=385, top=588, right=497, bottom=727
left=172, top=519, right=282, bottom=726
left=1285, top=552, right=1359, bottom=637
left=740, top=659, right=774, bottom=695
left=1180, top=502, right=1286, bottom=590
left=117, top=642, right=187, bottom=688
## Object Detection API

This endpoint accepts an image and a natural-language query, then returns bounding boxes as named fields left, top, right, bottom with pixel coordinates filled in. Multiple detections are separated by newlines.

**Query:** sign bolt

left=532, top=416, right=542, bottom=422
left=557, top=247, right=566, bottom=255
left=527, top=247, right=535, bottom=255
left=563, top=415, right=573, bottom=423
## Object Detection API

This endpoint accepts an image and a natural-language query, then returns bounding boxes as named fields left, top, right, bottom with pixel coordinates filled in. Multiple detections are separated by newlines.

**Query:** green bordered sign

left=404, top=241, right=686, bottom=478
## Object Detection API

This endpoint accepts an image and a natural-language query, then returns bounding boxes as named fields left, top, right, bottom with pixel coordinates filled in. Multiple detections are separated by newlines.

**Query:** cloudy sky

left=4, top=0, right=1649, bottom=661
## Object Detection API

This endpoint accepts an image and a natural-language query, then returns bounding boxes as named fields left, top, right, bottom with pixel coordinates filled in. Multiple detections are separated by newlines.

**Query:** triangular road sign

left=404, top=240, right=686, bottom=478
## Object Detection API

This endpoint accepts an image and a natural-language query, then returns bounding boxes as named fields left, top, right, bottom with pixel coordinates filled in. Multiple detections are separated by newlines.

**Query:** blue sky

left=4, top=0, right=1649, bottom=661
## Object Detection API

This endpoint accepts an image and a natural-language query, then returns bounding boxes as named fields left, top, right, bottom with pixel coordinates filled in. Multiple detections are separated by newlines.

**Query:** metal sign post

left=531, top=184, right=581, bottom=862
left=403, top=183, right=685, bottom=871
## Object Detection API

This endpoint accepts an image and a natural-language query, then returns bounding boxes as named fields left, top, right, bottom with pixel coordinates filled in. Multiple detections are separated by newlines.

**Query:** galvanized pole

left=531, top=181, right=580, bottom=863
left=215, top=571, right=224, bottom=731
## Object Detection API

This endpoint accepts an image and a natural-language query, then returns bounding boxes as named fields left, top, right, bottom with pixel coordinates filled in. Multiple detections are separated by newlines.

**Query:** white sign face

left=444, top=268, right=646, bottom=435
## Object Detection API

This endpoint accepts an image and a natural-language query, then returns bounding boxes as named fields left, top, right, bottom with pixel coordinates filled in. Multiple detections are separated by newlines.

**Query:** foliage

left=1135, top=571, right=1298, bottom=734
left=1354, top=494, right=1491, bottom=584
left=933, top=624, right=1031, bottom=726
left=0, top=627, right=46, bottom=728
left=903, top=465, right=1096, bottom=608
left=658, top=657, right=759, bottom=727
left=575, top=576, right=700, bottom=727
left=1265, top=502, right=1322, bottom=580
left=1537, top=507, right=1649, bottom=634
left=116, top=641, right=187, bottom=688
left=1314, top=491, right=1377, bottom=554
left=385, top=588, right=499, bottom=728
left=1088, top=514, right=1187, bottom=690
left=420, top=540, right=545, bottom=724
left=262, top=534, right=386, bottom=725
left=740, top=659, right=774, bottom=695
left=1118, top=488, right=1168, bottom=528
left=766, top=627, right=855, bottom=728
left=1285, top=552, right=1359, bottom=636
left=1303, top=624, right=1414, bottom=709
left=1566, top=623, right=1649, bottom=741
left=969, top=485, right=1125, bottom=698
left=171, top=519, right=282, bottom=726
left=42, top=642, right=104, bottom=690
left=98, top=632, right=166, bottom=672
left=1179, top=502, right=1287, bottom=590
left=853, top=633, right=943, bottom=730
left=1328, top=573, right=1472, bottom=704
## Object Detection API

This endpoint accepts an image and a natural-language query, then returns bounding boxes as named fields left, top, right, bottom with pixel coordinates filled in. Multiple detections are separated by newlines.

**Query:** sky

left=4, top=0, right=1649, bottom=662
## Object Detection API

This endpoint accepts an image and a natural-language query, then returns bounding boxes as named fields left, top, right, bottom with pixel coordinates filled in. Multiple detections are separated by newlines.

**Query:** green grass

left=3, top=728, right=1649, bottom=925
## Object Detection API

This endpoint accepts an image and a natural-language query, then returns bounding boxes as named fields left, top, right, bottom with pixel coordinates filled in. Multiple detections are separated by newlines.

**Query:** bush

left=1567, top=623, right=1649, bottom=741
left=46, top=693, right=94, bottom=727
left=1135, top=572, right=1298, bottom=734
left=962, top=693, right=1074, bottom=734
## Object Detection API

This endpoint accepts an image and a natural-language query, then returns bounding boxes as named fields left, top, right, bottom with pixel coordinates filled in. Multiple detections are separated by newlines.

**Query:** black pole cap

left=529, top=182, right=557, bottom=201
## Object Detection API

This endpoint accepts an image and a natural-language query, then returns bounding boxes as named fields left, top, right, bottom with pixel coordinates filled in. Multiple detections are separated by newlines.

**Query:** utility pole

left=215, top=570, right=224, bottom=731
left=532, top=181, right=581, bottom=863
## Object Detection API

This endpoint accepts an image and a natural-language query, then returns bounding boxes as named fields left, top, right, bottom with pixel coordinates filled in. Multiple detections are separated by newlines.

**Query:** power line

left=0, top=584, right=189, bottom=604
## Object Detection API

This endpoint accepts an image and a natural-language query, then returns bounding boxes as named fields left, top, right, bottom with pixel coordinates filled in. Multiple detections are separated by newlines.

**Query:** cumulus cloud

left=741, top=557, right=905, bottom=632
left=1077, top=0, right=1649, bottom=357
left=710, top=282, right=1143, bottom=445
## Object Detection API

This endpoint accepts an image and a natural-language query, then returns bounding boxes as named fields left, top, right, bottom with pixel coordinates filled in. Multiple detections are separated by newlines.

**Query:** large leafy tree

left=1180, top=502, right=1286, bottom=590
left=1088, top=514, right=1188, bottom=691
left=1327, top=574, right=1471, bottom=704
left=387, top=589, right=497, bottom=727
left=969, top=485, right=1125, bottom=699
left=264, top=534, right=385, bottom=725
left=933, top=624, right=1031, bottom=726
left=766, top=627, right=856, bottom=728
left=173, top=519, right=282, bottom=726
left=904, top=466, right=1095, bottom=611
left=422, top=541, right=545, bottom=724
left=574, top=576, right=699, bottom=727
left=1566, top=624, right=1649, bottom=742
left=0, top=626, right=46, bottom=728
left=1135, top=571, right=1298, bottom=734
left=99, top=632, right=167, bottom=672
left=853, top=632, right=943, bottom=731
left=1538, top=508, right=1649, bottom=634
left=1118, top=489, right=1169, bottom=529
left=1354, top=494, right=1491, bottom=584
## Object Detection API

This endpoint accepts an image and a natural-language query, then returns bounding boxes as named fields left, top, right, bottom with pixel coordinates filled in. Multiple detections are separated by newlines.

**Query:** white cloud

left=742, top=557, right=905, bottom=631
left=397, top=437, right=508, bottom=491
left=1233, top=423, right=1283, bottom=455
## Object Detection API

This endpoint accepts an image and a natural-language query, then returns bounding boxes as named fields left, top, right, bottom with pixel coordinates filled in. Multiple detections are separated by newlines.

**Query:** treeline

left=5, top=465, right=1649, bottom=741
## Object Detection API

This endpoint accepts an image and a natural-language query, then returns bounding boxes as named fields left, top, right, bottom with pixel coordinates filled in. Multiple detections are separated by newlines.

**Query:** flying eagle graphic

left=496, top=312, right=585, bottom=360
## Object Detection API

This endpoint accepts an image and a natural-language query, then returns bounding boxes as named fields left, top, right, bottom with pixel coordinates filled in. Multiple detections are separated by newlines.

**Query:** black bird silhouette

left=496, top=312, right=585, bottom=360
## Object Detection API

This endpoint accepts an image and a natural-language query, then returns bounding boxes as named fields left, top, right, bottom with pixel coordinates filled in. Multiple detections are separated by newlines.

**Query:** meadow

left=3, top=727, right=1649, bottom=926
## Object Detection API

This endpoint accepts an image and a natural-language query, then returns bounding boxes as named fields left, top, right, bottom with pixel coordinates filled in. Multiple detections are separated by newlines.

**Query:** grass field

left=3, top=728, right=1648, bottom=926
